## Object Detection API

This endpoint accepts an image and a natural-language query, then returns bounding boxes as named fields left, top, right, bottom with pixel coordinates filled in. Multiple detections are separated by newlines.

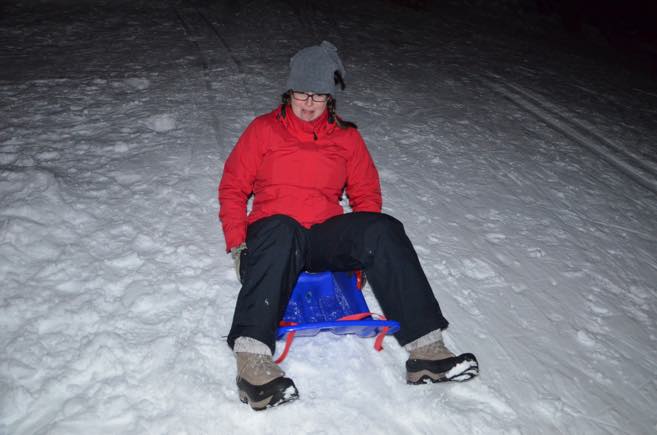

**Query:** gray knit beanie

left=286, top=41, right=346, bottom=95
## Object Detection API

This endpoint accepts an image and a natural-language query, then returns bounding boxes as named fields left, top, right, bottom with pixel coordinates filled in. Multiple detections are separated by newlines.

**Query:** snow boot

left=235, top=352, right=299, bottom=410
left=406, top=339, right=479, bottom=384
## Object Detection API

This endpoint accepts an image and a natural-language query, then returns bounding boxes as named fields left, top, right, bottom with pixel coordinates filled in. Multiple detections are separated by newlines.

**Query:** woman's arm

left=218, top=119, right=267, bottom=252
left=345, top=130, right=382, bottom=213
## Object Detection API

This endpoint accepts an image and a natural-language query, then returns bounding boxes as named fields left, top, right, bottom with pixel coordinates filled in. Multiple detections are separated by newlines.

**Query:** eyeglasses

left=291, top=91, right=329, bottom=103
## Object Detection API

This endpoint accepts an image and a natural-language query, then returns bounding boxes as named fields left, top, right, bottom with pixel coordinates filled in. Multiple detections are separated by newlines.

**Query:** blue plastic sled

left=275, top=271, right=400, bottom=363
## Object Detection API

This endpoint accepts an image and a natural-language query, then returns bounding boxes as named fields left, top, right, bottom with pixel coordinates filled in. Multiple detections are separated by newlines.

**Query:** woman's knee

left=246, top=214, right=305, bottom=246
left=362, top=212, right=405, bottom=235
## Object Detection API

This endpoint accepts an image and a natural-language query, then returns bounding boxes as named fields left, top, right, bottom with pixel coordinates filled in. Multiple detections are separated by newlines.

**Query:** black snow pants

left=227, top=212, right=449, bottom=354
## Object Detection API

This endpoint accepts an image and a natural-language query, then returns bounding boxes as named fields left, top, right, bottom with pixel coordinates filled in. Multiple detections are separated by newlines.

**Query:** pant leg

left=227, top=215, right=308, bottom=354
left=307, top=212, right=449, bottom=346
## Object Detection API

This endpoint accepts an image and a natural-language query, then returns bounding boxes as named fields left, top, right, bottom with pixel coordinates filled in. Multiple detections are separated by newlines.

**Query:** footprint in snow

left=462, top=258, right=497, bottom=280
left=144, top=114, right=176, bottom=132
left=527, top=247, right=545, bottom=258
left=576, top=329, right=596, bottom=347
left=124, top=77, right=150, bottom=90
left=35, top=151, right=60, bottom=161
left=485, top=233, right=506, bottom=244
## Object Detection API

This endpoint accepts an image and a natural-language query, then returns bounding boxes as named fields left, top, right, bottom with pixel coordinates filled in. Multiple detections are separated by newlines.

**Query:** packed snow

left=2, top=0, right=657, bottom=433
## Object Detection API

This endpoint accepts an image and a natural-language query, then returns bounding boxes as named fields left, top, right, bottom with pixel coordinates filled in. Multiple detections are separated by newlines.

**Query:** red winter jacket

left=218, top=105, right=382, bottom=252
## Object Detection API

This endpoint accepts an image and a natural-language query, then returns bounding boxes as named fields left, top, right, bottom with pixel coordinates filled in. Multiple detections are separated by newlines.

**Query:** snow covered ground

left=2, top=0, right=657, bottom=433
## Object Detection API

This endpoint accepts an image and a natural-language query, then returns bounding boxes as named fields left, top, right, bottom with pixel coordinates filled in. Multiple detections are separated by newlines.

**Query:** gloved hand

left=230, top=242, right=247, bottom=283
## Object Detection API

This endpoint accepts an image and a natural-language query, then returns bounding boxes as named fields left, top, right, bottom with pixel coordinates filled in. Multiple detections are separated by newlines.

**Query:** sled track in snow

left=174, top=4, right=243, bottom=75
left=283, top=0, right=322, bottom=42
left=173, top=6, right=223, bottom=153
left=192, top=7, right=244, bottom=74
left=483, top=73, right=657, bottom=195
left=281, top=0, right=347, bottom=49
left=174, top=4, right=255, bottom=151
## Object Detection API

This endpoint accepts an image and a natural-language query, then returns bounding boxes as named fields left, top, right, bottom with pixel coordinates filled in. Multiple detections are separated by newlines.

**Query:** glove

left=230, top=242, right=247, bottom=283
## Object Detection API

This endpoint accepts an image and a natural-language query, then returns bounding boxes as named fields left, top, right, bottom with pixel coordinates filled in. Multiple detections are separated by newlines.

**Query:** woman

left=219, top=41, right=478, bottom=410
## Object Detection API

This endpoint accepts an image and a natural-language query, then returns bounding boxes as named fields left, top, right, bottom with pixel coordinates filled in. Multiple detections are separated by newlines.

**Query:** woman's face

left=289, top=91, right=329, bottom=122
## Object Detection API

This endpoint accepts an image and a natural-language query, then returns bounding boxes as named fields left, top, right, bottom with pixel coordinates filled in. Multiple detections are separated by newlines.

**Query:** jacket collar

left=276, top=104, right=336, bottom=140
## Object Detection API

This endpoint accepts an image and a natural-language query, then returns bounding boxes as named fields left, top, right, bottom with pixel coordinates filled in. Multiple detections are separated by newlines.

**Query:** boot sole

left=237, top=377, right=299, bottom=411
left=407, top=353, right=479, bottom=384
